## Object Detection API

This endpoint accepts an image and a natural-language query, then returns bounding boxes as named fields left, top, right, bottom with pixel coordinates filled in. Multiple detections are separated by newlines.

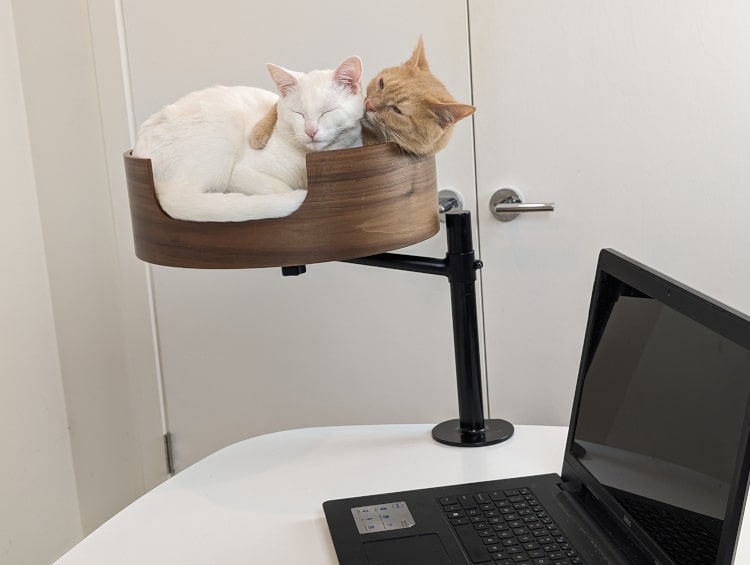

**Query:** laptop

left=323, top=249, right=750, bottom=565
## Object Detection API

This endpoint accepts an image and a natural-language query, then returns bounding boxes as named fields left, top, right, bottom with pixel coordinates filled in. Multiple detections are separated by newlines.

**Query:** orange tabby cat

left=250, top=37, right=475, bottom=156
left=361, top=36, right=475, bottom=155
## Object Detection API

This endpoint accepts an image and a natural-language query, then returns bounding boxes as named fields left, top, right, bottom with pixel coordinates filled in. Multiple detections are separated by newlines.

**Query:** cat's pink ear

left=406, top=35, right=430, bottom=70
left=267, top=64, right=299, bottom=97
left=431, top=101, right=476, bottom=129
left=333, top=56, right=363, bottom=94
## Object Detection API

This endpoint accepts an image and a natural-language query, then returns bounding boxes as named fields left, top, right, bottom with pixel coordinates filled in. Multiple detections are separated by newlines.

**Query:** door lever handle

left=490, top=188, right=555, bottom=222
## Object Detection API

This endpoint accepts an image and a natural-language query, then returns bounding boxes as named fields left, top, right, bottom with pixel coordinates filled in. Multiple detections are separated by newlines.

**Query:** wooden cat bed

left=124, top=143, right=439, bottom=269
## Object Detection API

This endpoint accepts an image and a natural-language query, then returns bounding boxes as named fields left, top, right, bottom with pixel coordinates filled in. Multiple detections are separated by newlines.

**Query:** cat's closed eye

left=378, top=78, right=384, bottom=90
left=389, top=105, right=403, bottom=115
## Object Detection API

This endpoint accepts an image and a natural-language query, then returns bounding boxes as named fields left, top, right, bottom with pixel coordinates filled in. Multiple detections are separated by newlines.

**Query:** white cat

left=132, top=56, right=364, bottom=222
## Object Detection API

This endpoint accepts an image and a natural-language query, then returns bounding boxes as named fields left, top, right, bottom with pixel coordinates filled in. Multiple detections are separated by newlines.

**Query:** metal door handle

left=490, top=188, right=555, bottom=222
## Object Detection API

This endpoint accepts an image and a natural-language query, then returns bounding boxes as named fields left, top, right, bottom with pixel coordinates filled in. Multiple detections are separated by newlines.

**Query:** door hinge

left=164, top=432, right=175, bottom=475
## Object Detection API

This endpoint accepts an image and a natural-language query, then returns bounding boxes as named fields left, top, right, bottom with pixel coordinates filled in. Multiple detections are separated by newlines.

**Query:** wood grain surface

left=123, top=143, right=439, bottom=269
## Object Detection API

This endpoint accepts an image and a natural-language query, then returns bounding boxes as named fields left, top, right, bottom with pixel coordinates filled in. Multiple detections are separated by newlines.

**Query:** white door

left=470, top=1, right=750, bottom=426
left=121, top=1, right=479, bottom=471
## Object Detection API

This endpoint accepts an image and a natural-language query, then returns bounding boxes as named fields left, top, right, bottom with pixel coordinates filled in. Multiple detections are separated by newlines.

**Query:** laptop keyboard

left=439, top=488, right=584, bottom=565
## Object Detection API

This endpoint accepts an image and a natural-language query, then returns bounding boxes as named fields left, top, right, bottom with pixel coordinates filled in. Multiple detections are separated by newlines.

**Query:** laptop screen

left=567, top=252, right=750, bottom=564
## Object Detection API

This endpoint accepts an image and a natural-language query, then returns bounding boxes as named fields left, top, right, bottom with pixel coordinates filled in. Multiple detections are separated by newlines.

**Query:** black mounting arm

left=282, top=210, right=514, bottom=447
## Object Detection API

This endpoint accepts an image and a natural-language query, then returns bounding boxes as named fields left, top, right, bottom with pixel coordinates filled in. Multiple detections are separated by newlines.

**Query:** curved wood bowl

left=124, top=143, right=439, bottom=269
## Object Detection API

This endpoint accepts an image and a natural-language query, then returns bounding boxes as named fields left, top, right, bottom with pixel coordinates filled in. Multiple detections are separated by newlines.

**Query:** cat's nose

left=365, top=99, right=375, bottom=112
left=305, top=126, right=318, bottom=140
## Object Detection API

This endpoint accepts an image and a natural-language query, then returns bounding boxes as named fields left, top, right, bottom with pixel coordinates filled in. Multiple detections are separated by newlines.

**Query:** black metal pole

left=445, top=211, right=485, bottom=431
left=430, top=211, right=513, bottom=446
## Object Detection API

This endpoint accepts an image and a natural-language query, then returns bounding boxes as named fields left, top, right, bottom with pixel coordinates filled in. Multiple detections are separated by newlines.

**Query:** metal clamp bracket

left=438, top=188, right=464, bottom=221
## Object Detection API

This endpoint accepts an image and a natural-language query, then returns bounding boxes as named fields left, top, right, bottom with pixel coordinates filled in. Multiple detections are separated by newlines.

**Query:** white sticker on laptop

left=351, top=502, right=416, bottom=534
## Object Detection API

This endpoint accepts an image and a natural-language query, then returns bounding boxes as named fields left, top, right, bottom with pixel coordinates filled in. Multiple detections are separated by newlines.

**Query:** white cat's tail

left=155, top=185, right=308, bottom=222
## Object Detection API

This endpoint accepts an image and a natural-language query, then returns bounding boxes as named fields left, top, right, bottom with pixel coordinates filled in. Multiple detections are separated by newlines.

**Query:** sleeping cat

left=133, top=56, right=364, bottom=222
left=249, top=37, right=474, bottom=156
left=361, top=36, right=475, bottom=155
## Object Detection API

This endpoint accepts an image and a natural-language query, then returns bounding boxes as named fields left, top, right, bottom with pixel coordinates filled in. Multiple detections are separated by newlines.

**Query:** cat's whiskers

left=379, top=125, right=419, bottom=158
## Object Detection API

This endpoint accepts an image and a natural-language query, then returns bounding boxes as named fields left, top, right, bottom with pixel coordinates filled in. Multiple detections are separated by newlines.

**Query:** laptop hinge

left=558, top=479, right=582, bottom=494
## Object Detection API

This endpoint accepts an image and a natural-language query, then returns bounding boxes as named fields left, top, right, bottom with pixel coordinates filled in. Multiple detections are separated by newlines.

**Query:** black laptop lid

left=561, top=249, right=750, bottom=564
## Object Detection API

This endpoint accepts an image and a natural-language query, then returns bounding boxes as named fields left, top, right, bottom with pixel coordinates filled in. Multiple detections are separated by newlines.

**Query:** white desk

left=54, top=424, right=750, bottom=564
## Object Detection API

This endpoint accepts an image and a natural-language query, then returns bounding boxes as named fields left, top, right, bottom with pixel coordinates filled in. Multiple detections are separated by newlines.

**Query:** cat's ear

left=267, top=64, right=299, bottom=97
left=429, top=101, right=476, bottom=129
left=405, top=35, right=430, bottom=71
left=333, top=56, right=363, bottom=94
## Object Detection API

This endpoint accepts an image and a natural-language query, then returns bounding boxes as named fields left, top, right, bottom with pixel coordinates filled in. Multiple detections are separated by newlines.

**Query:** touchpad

left=364, top=534, right=452, bottom=565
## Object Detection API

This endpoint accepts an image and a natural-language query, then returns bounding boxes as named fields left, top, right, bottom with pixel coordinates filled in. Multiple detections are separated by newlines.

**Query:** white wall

left=3, top=0, right=166, bottom=560
left=0, top=1, right=82, bottom=562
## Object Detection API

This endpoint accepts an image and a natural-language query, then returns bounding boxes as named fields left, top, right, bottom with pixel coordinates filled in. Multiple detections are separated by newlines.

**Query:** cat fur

left=133, top=56, right=364, bottom=222
left=249, top=37, right=474, bottom=156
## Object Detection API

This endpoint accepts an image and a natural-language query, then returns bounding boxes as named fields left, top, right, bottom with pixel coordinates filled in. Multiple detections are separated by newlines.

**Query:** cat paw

left=249, top=103, right=278, bottom=150
left=249, top=128, right=272, bottom=150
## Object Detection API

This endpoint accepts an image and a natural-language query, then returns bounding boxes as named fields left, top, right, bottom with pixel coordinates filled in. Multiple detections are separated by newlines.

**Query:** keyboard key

left=458, top=495, right=479, bottom=509
left=451, top=517, right=470, bottom=525
left=486, top=544, right=502, bottom=552
left=474, top=493, right=491, bottom=504
left=502, top=538, right=519, bottom=547
left=524, top=543, right=540, bottom=551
